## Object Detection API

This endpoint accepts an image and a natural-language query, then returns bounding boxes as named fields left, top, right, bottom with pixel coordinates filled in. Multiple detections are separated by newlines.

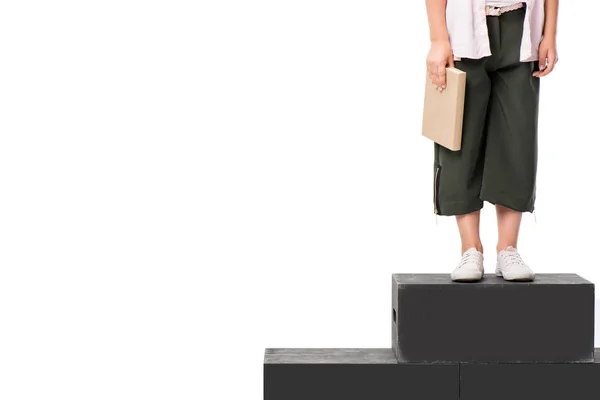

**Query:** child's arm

left=534, top=0, right=559, bottom=77
left=425, top=0, right=454, bottom=91
left=543, top=0, right=558, bottom=38
left=426, top=0, right=449, bottom=43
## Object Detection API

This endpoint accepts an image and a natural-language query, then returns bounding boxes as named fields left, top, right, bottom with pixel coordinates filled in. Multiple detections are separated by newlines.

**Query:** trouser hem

left=480, top=193, right=535, bottom=213
left=437, top=200, right=484, bottom=216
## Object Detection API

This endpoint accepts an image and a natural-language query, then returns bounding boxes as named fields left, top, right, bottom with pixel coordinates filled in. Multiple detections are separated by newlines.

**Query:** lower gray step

left=263, top=348, right=459, bottom=400
left=460, top=349, right=600, bottom=400
left=264, top=348, right=600, bottom=399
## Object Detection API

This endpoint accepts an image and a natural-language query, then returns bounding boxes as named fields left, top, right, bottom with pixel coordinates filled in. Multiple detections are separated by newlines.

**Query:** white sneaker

left=451, top=248, right=484, bottom=282
left=496, top=246, right=535, bottom=281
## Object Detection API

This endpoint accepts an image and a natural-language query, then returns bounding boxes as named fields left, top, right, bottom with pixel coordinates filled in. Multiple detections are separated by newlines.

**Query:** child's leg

left=456, top=211, right=483, bottom=254
left=482, top=8, right=536, bottom=280
left=496, top=204, right=522, bottom=252
left=434, top=33, right=491, bottom=281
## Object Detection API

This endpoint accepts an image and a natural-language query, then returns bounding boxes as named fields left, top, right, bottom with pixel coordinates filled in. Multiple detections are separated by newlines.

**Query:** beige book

left=422, top=67, right=466, bottom=151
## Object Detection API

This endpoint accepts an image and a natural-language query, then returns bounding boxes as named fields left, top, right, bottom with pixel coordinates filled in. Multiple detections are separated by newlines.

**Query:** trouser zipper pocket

left=434, top=165, right=441, bottom=214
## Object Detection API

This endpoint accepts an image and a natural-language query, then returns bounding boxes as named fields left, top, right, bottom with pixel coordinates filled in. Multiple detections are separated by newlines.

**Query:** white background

left=0, top=1, right=597, bottom=399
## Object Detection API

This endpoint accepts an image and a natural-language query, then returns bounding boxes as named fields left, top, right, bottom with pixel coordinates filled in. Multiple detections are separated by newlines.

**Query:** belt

left=485, top=2, right=524, bottom=16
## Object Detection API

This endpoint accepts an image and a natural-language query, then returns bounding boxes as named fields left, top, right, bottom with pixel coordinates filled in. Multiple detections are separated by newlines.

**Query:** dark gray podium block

left=392, top=274, right=594, bottom=363
left=264, top=348, right=458, bottom=400
left=460, top=349, right=600, bottom=400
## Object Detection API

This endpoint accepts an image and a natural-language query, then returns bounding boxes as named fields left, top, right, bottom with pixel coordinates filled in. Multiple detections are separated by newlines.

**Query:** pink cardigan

left=446, top=0, right=545, bottom=62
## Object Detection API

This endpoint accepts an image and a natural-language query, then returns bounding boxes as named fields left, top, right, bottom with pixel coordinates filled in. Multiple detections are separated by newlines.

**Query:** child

left=425, top=0, right=558, bottom=281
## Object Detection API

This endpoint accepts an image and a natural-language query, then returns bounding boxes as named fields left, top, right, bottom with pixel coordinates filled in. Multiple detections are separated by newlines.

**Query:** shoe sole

left=496, top=270, right=535, bottom=282
left=451, top=273, right=484, bottom=282
left=452, top=278, right=483, bottom=282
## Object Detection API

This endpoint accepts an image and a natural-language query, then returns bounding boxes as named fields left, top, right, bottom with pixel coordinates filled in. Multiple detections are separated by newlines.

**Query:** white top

left=446, top=0, right=544, bottom=62
left=485, top=0, right=524, bottom=6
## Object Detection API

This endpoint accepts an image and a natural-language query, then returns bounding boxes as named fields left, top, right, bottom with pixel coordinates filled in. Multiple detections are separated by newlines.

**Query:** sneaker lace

left=502, top=252, right=524, bottom=270
left=459, top=252, right=480, bottom=268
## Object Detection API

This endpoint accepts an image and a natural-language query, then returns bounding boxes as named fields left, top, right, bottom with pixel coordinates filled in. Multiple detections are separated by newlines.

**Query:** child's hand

left=427, top=40, right=454, bottom=91
left=533, top=37, right=558, bottom=77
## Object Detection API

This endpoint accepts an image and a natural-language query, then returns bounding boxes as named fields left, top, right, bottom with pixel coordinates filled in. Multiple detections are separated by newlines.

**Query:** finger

left=448, top=56, right=455, bottom=69
left=537, top=52, right=557, bottom=77
left=537, top=60, right=555, bottom=77
left=538, top=49, right=548, bottom=71
left=436, top=63, right=446, bottom=90
left=430, top=63, right=439, bottom=88
left=538, top=46, right=549, bottom=64
left=533, top=58, right=547, bottom=77
left=427, top=62, right=436, bottom=85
